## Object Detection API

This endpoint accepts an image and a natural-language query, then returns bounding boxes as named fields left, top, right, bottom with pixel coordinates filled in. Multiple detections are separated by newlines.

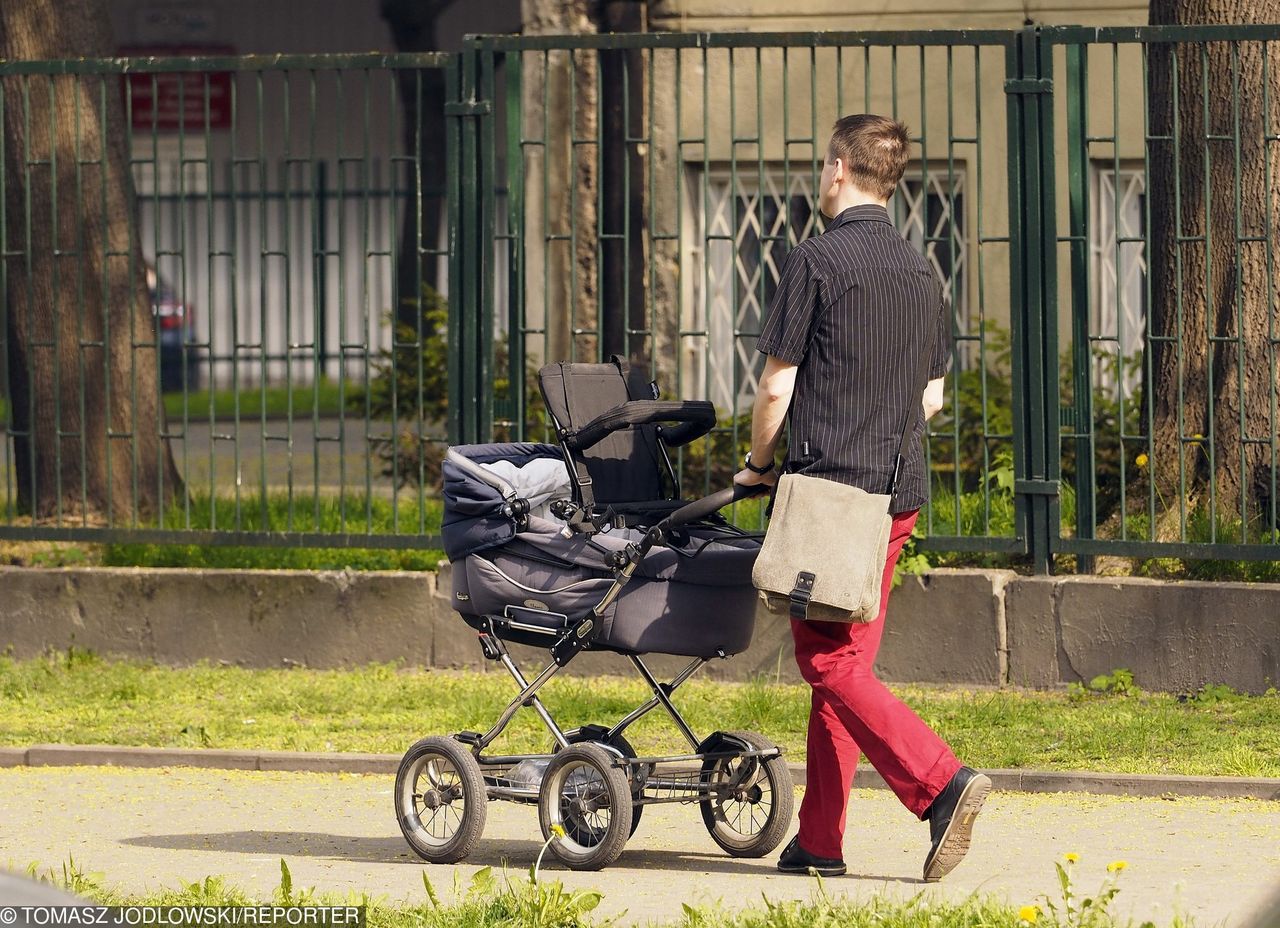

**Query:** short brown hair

left=827, top=114, right=911, bottom=200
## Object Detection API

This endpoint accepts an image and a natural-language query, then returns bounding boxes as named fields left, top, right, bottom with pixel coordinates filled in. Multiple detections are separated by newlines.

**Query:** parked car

left=148, top=263, right=201, bottom=393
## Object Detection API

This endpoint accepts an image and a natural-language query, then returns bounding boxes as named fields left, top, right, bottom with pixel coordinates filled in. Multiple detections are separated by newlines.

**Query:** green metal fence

left=1, top=53, right=454, bottom=549
left=1045, top=25, right=1280, bottom=570
left=3, top=27, right=1279, bottom=573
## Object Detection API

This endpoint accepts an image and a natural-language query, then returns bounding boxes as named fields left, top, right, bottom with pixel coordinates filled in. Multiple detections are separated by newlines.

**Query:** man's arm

left=734, top=355, right=797, bottom=488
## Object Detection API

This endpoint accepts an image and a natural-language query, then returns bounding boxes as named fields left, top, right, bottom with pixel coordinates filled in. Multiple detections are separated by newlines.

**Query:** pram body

left=447, top=442, right=762, bottom=658
left=394, top=359, right=793, bottom=870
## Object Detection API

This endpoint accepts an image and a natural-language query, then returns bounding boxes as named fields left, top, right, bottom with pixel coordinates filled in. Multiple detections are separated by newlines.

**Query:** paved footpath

left=0, top=766, right=1278, bottom=924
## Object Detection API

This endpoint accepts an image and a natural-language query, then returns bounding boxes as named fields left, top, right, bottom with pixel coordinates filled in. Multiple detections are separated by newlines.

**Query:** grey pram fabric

left=443, top=443, right=762, bottom=658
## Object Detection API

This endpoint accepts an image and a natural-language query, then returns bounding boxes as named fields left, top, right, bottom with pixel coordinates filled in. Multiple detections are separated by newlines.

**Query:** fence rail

left=2, top=26, right=1278, bottom=573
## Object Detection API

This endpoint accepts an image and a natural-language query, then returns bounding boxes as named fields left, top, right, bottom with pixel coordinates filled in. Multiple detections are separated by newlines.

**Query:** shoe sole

left=777, top=862, right=847, bottom=877
left=922, top=773, right=992, bottom=882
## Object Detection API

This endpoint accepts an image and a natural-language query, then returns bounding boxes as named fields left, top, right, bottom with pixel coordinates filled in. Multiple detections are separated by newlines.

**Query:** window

left=683, top=163, right=966, bottom=412
left=1089, top=162, right=1147, bottom=396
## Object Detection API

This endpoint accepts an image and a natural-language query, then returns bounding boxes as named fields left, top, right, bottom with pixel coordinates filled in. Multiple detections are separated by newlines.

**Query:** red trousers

left=791, top=508, right=961, bottom=860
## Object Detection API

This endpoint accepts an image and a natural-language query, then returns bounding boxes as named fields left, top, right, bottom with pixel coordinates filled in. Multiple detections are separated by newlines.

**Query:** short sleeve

left=929, top=278, right=954, bottom=379
left=756, top=248, right=821, bottom=366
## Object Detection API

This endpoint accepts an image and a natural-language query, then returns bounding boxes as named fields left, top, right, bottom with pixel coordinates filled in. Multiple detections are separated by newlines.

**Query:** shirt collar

left=825, top=203, right=894, bottom=231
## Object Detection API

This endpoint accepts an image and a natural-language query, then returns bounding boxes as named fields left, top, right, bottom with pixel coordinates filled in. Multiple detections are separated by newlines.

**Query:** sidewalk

left=1, top=766, right=1278, bottom=924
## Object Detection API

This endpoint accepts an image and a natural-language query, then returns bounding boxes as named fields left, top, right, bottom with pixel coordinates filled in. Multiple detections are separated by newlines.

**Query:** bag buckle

left=789, top=571, right=816, bottom=620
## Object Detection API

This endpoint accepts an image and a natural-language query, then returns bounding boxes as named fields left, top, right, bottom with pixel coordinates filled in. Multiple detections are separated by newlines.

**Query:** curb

left=3, top=744, right=1279, bottom=801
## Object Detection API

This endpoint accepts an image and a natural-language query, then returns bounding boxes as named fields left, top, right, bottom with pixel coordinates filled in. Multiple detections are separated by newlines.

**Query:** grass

left=3, top=382, right=347, bottom=427
left=102, top=491, right=445, bottom=571
left=3, top=475, right=1278, bottom=580
left=23, top=853, right=1167, bottom=928
left=0, top=492, right=445, bottom=571
left=2, top=652, right=1279, bottom=777
left=162, top=379, right=347, bottom=421
left=4, top=493, right=772, bottom=572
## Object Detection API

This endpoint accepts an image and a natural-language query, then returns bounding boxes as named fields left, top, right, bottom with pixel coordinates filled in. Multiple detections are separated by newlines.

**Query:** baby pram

left=394, top=357, right=794, bottom=870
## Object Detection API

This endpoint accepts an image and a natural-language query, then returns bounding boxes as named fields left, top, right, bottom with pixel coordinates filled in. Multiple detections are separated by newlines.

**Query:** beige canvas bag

left=751, top=311, right=940, bottom=623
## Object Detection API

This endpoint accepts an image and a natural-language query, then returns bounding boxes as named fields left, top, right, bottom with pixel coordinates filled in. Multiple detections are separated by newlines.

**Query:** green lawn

left=3, top=383, right=347, bottom=426
left=3, top=653, right=1278, bottom=777
left=100, top=491, right=444, bottom=570
left=162, top=379, right=347, bottom=421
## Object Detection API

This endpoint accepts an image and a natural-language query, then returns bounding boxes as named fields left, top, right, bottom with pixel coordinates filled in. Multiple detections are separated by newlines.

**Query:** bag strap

left=887, top=300, right=946, bottom=495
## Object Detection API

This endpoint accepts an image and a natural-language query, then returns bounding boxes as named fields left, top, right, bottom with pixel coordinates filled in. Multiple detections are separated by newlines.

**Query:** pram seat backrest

left=538, top=357, right=669, bottom=505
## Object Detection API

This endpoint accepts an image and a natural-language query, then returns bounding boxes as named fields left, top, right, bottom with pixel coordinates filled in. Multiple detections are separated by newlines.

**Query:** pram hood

left=442, top=442, right=565, bottom=561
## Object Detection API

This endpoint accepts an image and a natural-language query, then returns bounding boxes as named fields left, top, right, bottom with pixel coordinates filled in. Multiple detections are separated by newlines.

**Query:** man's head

left=819, top=114, right=911, bottom=218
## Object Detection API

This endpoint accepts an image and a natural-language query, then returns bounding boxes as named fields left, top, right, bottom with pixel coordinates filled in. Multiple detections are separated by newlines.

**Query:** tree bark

left=522, top=0, right=601, bottom=364
left=599, top=1, right=649, bottom=366
left=380, top=0, right=451, bottom=320
left=1, top=0, right=181, bottom=524
left=1147, top=0, right=1280, bottom=527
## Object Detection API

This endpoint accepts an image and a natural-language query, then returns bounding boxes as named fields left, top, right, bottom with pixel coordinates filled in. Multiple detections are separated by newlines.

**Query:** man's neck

left=831, top=189, right=889, bottom=215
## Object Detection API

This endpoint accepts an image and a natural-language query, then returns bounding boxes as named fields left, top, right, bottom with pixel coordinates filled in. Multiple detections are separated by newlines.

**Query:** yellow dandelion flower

left=1064, top=852, right=1080, bottom=864
left=1019, top=905, right=1040, bottom=924
left=550, top=824, right=566, bottom=839
left=1192, top=433, right=1204, bottom=441
left=1135, top=453, right=1149, bottom=468
left=1107, top=860, right=1128, bottom=873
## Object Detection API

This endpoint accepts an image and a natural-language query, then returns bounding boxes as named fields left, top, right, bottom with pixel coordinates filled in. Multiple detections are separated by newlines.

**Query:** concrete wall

left=2, top=565, right=1277, bottom=693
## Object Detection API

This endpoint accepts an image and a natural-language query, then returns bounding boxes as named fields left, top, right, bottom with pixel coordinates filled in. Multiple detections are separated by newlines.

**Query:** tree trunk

left=1, top=0, right=181, bottom=524
left=380, top=0, right=451, bottom=321
left=1147, top=0, right=1280, bottom=528
left=522, top=0, right=601, bottom=364
left=599, top=1, right=649, bottom=366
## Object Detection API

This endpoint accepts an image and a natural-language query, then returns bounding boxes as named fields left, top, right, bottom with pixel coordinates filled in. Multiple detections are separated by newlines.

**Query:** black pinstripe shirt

left=755, top=203, right=951, bottom=514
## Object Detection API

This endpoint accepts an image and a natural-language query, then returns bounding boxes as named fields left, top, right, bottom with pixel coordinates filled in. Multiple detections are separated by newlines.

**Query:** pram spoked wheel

left=538, top=742, right=634, bottom=870
left=395, top=735, right=487, bottom=864
left=699, top=731, right=793, bottom=857
left=563, top=728, right=648, bottom=836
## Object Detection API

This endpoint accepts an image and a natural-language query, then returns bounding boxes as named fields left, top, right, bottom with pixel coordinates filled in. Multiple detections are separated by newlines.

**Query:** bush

left=350, top=286, right=546, bottom=491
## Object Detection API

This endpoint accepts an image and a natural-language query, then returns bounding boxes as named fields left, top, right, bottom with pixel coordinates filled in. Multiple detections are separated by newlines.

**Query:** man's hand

left=734, top=466, right=779, bottom=489
left=923, top=376, right=946, bottom=420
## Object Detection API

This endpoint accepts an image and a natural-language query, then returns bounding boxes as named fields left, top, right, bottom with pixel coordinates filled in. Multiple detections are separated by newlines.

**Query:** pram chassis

left=394, top=480, right=794, bottom=871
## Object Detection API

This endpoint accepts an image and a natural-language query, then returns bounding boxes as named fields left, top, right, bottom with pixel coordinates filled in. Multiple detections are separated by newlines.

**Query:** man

left=734, top=114, right=991, bottom=883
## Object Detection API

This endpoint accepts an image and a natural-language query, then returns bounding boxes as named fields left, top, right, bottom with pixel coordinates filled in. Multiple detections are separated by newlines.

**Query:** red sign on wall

left=118, top=45, right=235, bottom=132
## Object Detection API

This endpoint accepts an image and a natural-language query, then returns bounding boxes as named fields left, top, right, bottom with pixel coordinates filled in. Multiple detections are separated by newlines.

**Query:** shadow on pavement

left=122, top=832, right=922, bottom=884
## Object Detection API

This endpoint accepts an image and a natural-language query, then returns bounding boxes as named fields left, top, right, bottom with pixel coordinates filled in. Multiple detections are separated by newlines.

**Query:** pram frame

left=462, top=614, right=781, bottom=808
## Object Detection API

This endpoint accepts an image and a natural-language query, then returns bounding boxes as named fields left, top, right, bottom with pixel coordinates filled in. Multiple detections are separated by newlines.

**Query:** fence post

left=445, top=47, right=495, bottom=445
left=504, top=48, right=526, bottom=440
left=1005, top=26, right=1062, bottom=575
left=1064, top=41, right=1096, bottom=573
left=445, top=54, right=465, bottom=446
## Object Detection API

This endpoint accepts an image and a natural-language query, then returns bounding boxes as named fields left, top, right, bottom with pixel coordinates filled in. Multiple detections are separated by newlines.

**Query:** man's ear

left=831, top=157, right=845, bottom=184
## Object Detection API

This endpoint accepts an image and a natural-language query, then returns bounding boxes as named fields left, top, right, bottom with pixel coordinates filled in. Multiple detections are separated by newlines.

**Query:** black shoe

left=776, top=835, right=846, bottom=877
left=922, top=766, right=992, bottom=882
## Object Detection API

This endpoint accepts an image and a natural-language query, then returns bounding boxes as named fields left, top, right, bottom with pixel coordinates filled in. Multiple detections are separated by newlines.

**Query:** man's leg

left=791, top=509, right=962, bottom=862
left=794, top=687, right=860, bottom=859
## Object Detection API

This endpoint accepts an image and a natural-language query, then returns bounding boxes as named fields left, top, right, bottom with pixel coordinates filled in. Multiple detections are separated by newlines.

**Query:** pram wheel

left=563, top=728, right=648, bottom=837
left=538, top=742, right=633, bottom=870
left=395, top=735, right=487, bottom=864
left=699, top=730, right=793, bottom=858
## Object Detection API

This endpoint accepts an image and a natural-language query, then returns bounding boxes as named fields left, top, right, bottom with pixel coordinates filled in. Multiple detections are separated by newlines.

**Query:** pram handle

left=608, top=481, right=768, bottom=583
left=565, top=400, right=716, bottom=451
left=662, top=481, right=769, bottom=531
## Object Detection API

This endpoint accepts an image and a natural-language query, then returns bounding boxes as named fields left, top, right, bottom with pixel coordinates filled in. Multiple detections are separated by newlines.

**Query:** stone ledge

left=2, top=565, right=1278, bottom=691
left=6, top=743, right=1277, bottom=801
